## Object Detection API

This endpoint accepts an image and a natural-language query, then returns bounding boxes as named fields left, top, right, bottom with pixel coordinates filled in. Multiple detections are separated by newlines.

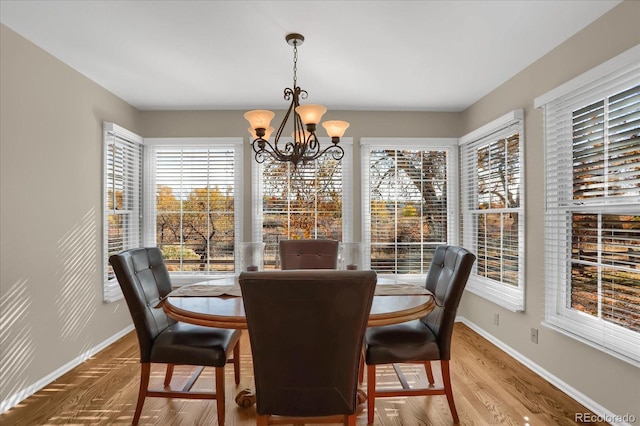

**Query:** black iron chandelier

left=244, top=33, right=349, bottom=167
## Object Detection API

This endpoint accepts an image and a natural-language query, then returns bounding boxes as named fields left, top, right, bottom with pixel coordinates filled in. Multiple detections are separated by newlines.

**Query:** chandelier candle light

left=244, top=33, right=349, bottom=167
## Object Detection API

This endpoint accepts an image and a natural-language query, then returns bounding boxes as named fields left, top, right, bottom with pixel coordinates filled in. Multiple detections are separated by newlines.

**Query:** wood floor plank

left=1, top=324, right=606, bottom=425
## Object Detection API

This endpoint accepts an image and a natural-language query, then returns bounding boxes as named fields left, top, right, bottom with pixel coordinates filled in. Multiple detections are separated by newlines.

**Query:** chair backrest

left=109, top=247, right=175, bottom=362
left=278, top=239, right=339, bottom=270
left=421, top=245, right=476, bottom=360
left=239, top=270, right=377, bottom=417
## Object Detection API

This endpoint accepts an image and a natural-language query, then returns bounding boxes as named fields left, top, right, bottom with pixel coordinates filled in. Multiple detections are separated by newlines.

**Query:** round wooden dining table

left=162, top=278, right=435, bottom=329
left=161, top=275, right=435, bottom=408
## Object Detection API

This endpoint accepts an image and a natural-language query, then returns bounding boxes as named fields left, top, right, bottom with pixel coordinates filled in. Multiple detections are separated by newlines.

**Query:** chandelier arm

left=272, top=102, right=292, bottom=148
left=293, top=103, right=308, bottom=156
left=254, top=151, right=267, bottom=164
left=252, top=138, right=281, bottom=159
left=297, top=132, right=318, bottom=160
left=252, top=137, right=269, bottom=154
left=251, top=138, right=270, bottom=163
left=283, top=87, right=294, bottom=101
left=252, top=137, right=302, bottom=164
left=302, top=144, right=345, bottom=163
left=272, top=86, right=299, bottom=153
left=307, top=133, right=320, bottom=153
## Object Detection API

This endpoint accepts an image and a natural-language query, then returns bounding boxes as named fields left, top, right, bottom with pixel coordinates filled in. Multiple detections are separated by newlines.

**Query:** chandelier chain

left=292, top=40, right=298, bottom=88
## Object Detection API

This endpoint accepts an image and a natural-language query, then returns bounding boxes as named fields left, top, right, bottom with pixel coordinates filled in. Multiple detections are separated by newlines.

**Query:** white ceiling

left=0, top=0, right=621, bottom=112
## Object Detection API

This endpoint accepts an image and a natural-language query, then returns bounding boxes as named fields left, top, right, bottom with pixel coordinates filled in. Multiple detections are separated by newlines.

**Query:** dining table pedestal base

left=235, top=388, right=257, bottom=408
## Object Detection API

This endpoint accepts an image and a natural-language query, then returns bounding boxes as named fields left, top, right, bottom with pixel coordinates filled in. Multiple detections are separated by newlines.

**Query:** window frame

left=102, top=122, right=143, bottom=302
left=360, top=138, right=459, bottom=284
left=536, top=44, right=640, bottom=365
left=143, top=137, right=244, bottom=285
left=459, top=110, right=526, bottom=312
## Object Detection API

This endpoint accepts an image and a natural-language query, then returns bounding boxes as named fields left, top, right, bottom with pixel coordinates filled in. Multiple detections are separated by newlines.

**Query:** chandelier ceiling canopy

left=244, top=33, right=349, bottom=167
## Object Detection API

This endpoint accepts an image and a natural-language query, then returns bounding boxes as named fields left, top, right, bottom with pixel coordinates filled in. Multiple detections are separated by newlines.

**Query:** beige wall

left=458, top=1, right=640, bottom=419
left=0, top=25, right=139, bottom=404
left=1, top=0, right=638, bottom=419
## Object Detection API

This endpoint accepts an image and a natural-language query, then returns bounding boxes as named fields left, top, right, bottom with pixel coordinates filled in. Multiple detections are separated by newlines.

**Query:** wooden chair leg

left=233, top=341, right=241, bottom=385
left=358, top=350, right=365, bottom=384
left=133, top=363, right=150, bottom=425
left=441, top=360, right=459, bottom=424
left=163, top=364, right=175, bottom=387
left=424, top=360, right=435, bottom=385
left=256, top=414, right=270, bottom=426
left=215, top=366, right=226, bottom=426
left=367, top=364, right=376, bottom=425
left=347, top=413, right=357, bottom=425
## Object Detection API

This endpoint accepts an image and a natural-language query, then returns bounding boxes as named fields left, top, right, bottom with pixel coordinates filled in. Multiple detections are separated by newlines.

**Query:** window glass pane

left=572, top=100, right=605, bottom=200
left=571, top=213, right=599, bottom=264
left=602, top=266, right=640, bottom=332
left=506, top=137, right=521, bottom=208
left=476, top=213, right=505, bottom=283
left=154, top=148, right=235, bottom=273
left=261, top=156, right=344, bottom=268
left=568, top=85, right=640, bottom=334
left=104, top=127, right=142, bottom=291
left=571, top=212, right=640, bottom=332
left=503, top=212, right=520, bottom=286
left=107, top=213, right=124, bottom=280
left=570, top=263, right=598, bottom=318
left=464, top=129, right=522, bottom=291
left=368, top=149, right=448, bottom=274
left=608, top=85, right=640, bottom=198
left=601, top=214, right=640, bottom=268
left=477, top=134, right=520, bottom=209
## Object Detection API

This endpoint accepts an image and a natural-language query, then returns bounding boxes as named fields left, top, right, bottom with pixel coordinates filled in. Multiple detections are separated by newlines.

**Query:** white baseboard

left=456, top=317, right=634, bottom=426
left=0, top=325, right=134, bottom=414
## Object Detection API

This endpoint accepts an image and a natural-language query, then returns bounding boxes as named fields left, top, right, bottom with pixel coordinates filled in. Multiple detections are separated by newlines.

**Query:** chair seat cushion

left=150, top=322, right=241, bottom=367
left=365, top=319, right=439, bottom=365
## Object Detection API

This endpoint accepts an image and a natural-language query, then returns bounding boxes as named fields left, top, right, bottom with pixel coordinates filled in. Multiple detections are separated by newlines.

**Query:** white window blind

left=103, top=122, right=143, bottom=302
left=252, top=138, right=353, bottom=268
left=361, top=138, right=458, bottom=283
left=460, top=110, right=525, bottom=311
left=144, top=138, right=243, bottom=284
left=537, top=45, right=640, bottom=364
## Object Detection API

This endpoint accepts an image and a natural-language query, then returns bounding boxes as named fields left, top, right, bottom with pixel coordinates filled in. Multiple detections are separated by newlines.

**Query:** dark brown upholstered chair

left=239, top=270, right=377, bottom=426
left=364, top=245, right=475, bottom=424
left=109, top=247, right=241, bottom=425
left=279, top=239, right=339, bottom=270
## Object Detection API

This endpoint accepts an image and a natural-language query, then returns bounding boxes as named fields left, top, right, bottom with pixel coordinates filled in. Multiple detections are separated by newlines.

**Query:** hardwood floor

left=1, top=323, right=605, bottom=425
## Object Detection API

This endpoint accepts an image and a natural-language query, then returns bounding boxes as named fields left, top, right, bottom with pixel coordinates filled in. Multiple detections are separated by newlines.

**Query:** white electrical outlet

left=493, top=313, right=499, bottom=326
left=531, top=328, right=539, bottom=344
